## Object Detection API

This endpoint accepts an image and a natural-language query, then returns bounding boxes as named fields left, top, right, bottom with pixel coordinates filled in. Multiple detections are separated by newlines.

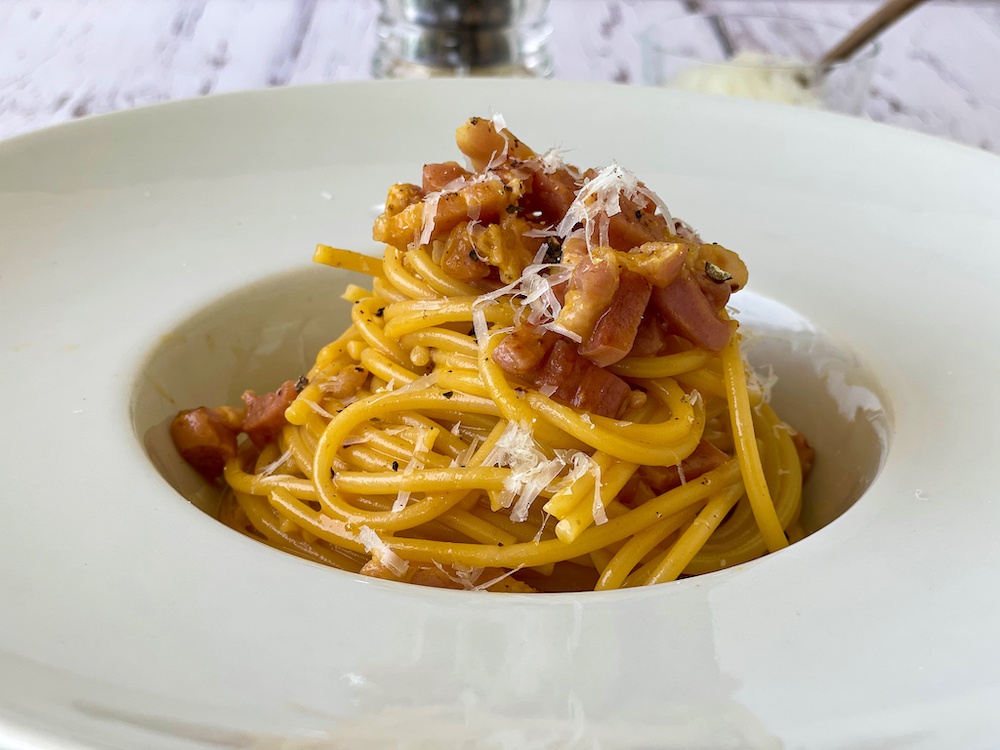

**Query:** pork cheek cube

left=579, top=270, right=652, bottom=367
left=170, top=406, right=243, bottom=480
left=422, top=161, right=472, bottom=193
left=242, top=380, right=298, bottom=449
left=535, top=340, right=630, bottom=419
left=651, top=274, right=732, bottom=352
left=491, top=327, right=557, bottom=376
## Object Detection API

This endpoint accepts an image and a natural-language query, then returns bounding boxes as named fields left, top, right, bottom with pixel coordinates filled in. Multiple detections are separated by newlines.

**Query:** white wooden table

left=1, top=0, right=998, bottom=153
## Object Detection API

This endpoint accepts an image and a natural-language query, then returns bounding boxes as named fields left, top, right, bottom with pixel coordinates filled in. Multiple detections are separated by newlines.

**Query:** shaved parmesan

left=358, top=525, right=408, bottom=577
left=432, top=560, right=484, bottom=590
left=533, top=513, right=551, bottom=543
left=522, top=226, right=558, bottom=239
left=341, top=434, right=370, bottom=447
left=417, top=193, right=440, bottom=248
left=259, top=448, right=293, bottom=478
left=556, top=163, right=676, bottom=251
left=583, top=454, right=608, bottom=525
left=371, top=372, right=439, bottom=404
left=302, top=399, right=337, bottom=420
left=485, top=112, right=511, bottom=171
left=392, top=428, right=433, bottom=512
left=481, top=421, right=563, bottom=522
left=553, top=451, right=608, bottom=526
left=391, top=490, right=412, bottom=513
left=749, top=364, right=779, bottom=409
left=471, top=259, right=575, bottom=347
left=534, top=147, right=581, bottom=180
left=473, top=564, right=525, bottom=592
left=455, top=436, right=481, bottom=468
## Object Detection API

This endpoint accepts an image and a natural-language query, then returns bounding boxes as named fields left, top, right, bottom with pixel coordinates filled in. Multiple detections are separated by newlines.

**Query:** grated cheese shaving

left=471, top=259, right=575, bottom=348
left=753, top=364, right=779, bottom=405
left=556, top=163, right=676, bottom=251
left=534, top=147, right=573, bottom=177
left=358, top=525, right=408, bottom=577
left=522, top=226, right=558, bottom=239
left=533, top=512, right=551, bottom=543
left=455, top=436, right=481, bottom=468
left=485, top=112, right=511, bottom=171
left=302, top=399, right=337, bottom=420
left=417, top=193, right=440, bottom=248
left=481, top=421, right=566, bottom=522
left=432, top=560, right=485, bottom=590
left=259, top=448, right=293, bottom=478
left=473, top=564, right=525, bottom=592
left=341, top=434, right=370, bottom=447
left=583, top=453, right=608, bottom=526
left=370, top=372, right=439, bottom=405
left=392, top=428, right=434, bottom=512
left=554, top=451, right=608, bottom=526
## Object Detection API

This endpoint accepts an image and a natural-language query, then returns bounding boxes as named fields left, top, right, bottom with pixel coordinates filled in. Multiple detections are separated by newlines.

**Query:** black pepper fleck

left=542, top=238, right=562, bottom=264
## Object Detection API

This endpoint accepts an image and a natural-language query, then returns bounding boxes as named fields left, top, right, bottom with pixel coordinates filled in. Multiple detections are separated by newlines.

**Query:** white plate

left=2, top=80, right=999, bottom=750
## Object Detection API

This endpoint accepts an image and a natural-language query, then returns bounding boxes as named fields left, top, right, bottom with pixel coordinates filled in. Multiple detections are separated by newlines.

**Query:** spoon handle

left=820, top=0, right=926, bottom=65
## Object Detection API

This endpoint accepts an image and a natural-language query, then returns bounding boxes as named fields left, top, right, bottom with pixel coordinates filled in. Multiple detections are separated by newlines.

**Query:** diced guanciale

left=172, top=380, right=301, bottom=480
left=455, top=117, right=535, bottom=172
left=422, top=161, right=472, bottom=194
left=521, top=164, right=580, bottom=224
left=441, top=223, right=491, bottom=282
left=619, top=440, right=730, bottom=506
left=374, top=176, right=519, bottom=249
left=555, top=241, right=620, bottom=341
left=629, top=313, right=670, bottom=357
left=598, top=192, right=672, bottom=251
left=242, top=380, right=299, bottom=449
left=651, top=274, right=733, bottom=352
left=490, top=326, right=557, bottom=376
left=579, top=269, right=651, bottom=367
left=170, top=406, right=244, bottom=480
left=533, top=340, right=632, bottom=418
left=492, top=332, right=632, bottom=419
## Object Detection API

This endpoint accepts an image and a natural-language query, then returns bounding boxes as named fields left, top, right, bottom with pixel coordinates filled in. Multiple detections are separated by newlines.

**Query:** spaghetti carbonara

left=171, top=116, right=812, bottom=592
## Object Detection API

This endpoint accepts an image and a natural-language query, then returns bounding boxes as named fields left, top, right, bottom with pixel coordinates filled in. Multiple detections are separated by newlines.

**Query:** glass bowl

left=641, top=14, right=879, bottom=114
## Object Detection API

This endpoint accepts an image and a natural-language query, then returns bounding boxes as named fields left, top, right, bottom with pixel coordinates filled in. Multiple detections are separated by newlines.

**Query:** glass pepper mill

left=373, top=0, right=553, bottom=78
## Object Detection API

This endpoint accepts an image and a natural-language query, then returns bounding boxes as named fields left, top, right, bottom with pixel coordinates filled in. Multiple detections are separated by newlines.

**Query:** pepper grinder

left=373, top=0, right=553, bottom=78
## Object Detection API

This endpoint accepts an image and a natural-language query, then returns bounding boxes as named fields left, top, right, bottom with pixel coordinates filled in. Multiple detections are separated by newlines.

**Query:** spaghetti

left=171, top=116, right=811, bottom=592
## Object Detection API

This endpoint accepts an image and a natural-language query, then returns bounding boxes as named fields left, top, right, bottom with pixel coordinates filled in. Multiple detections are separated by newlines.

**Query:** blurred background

left=1, top=0, right=997, bottom=152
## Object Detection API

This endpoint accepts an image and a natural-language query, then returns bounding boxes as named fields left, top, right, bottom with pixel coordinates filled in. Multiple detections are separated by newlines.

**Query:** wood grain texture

left=0, top=0, right=997, bottom=152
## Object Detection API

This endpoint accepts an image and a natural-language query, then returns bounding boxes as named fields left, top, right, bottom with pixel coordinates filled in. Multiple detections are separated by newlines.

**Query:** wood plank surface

left=0, top=0, right=997, bottom=152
